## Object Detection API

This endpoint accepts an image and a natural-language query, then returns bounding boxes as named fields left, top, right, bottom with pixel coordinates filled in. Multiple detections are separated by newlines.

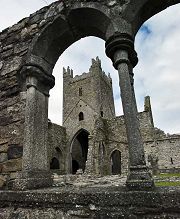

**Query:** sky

left=0, top=0, right=180, bottom=134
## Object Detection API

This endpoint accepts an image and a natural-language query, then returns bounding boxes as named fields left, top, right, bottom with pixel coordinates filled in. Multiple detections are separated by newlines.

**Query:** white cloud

left=0, top=1, right=180, bottom=134
left=135, top=4, right=180, bottom=133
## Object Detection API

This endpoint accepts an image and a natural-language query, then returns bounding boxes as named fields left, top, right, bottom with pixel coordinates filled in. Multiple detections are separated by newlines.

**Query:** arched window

left=100, top=111, right=103, bottom=117
left=79, top=112, right=84, bottom=121
left=79, top=87, right=82, bottom=96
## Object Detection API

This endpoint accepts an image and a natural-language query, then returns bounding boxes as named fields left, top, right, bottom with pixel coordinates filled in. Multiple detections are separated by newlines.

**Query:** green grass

left=153, top=173, right=180, bottom=187
left=154, top=173, right=180, bottom=178
left=155, top=181, right=180, bottom=187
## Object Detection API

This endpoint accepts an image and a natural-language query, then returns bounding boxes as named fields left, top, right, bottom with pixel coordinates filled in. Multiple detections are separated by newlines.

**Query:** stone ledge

left=0, top=186, right=180, bottom=218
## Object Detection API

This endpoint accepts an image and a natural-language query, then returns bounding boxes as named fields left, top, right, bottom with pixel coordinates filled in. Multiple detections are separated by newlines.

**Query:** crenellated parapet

left=63, top=57, right=112, bottom=86
left=63, top=66, right=73, bottom=79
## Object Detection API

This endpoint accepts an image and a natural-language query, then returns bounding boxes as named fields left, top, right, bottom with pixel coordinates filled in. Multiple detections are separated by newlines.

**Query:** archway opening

left=71, top=129, right=89, bottom=174
left=50, top=157, right=60, bottom=170
left=72, top=160, right=79, bottom=174
left=111, top=150, right=121, bottom=175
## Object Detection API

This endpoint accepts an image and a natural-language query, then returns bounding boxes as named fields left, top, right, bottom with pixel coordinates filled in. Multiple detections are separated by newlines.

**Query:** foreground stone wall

left=0, top=187, right=180, bottom=218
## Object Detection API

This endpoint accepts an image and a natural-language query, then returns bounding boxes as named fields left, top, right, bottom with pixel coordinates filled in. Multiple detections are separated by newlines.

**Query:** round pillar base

left=126, top=165, right=155, bottom=190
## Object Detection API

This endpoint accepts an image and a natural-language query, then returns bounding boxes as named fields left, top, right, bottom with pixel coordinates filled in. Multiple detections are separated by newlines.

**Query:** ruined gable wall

left=103, top=110, right=155, bottom=174
left=155, top=137, right=180, bottom=172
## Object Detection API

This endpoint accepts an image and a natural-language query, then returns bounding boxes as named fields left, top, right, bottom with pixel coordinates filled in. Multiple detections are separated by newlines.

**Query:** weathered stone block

left=0, top=175, right=6, bottom=188
left=1, top=56, right=22, bottom=76
left=0, top=115, right=13, bottom=126
left=7, top=145, right=23, bottom=159
left=9, top=172, right=18, bottom=180
left=1, top=158, right=22, bottom=173
left=0, top=153, right=8, bottom=163
left=0, top=61, right=3, bottom=70
left=0, top=139, right=8, bottom=145
left=0, top=142, right=8, bottom=153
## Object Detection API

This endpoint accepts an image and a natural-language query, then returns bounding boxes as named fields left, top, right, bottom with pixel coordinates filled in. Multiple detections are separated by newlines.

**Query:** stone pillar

left=106, top=34, right=154, bottom=190
left=85, top=135, right=94, bottom=174
left=12, top=65, right=55, bottom=190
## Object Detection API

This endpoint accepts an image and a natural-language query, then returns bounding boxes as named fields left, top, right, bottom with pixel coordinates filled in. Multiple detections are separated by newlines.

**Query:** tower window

left=79, top=112, right=84, bottom=121
left=171, top=157, right=173, bottom=164
left=79, top=87, right=82, bottom=96
left=100, top=111, right=103, bottom=117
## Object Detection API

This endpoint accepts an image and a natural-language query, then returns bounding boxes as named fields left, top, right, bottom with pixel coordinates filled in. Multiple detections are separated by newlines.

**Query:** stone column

left=106, top=34, right=154, bottom=190
left=84, top=135, right=94, bottom=174
left=12, top=65, right=55, bottom=190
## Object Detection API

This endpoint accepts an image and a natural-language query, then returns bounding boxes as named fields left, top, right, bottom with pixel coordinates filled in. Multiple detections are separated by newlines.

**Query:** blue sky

left=0, top=1, right=180, bottom=134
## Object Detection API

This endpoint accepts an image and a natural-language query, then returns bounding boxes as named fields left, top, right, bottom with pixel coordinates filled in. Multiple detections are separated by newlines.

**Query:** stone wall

left=0, top=2, right=65, bottom=188
left=156, top=137, right=180, bottom=172
left=101, top=110, right=155, bottom=175
left=0, top=187, right=180, bottom=218
left=48, top=122, right=67, bottom=174
left=88, top=107, right=180, bottom=175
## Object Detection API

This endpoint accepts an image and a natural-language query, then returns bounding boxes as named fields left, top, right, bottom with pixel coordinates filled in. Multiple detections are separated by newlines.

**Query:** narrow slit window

left=79, top=112, right=84, bottom=121
left=79, top=87, right=82, bottom=96
left=171, top=157, right=173, bottom=164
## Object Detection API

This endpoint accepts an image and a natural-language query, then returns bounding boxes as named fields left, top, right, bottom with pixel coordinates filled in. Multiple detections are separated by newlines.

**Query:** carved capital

left=20, top=65, right=55, bottom=96
left=105, top=33, right=138, bottom=69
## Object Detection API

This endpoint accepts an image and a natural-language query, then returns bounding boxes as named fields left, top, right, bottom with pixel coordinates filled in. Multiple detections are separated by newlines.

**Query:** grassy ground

left=155, top=181, right=180, bottom=186
left=155, top=173, right=180, bottom=178
left=154, top=173, right=180, bottom=187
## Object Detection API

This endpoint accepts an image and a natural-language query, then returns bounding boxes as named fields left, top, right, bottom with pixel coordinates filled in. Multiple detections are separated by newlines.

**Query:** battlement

left=63, top=57, right=112, bottom=86
left=63, top=66, right=73, bottom=78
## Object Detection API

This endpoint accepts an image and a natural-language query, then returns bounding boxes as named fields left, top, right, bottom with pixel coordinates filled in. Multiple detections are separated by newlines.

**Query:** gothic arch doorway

left=111, top=150, right=121, bottom=175
left=70, top=129, right=89, bottom=174
left=50, top=157, right=60, bottom=170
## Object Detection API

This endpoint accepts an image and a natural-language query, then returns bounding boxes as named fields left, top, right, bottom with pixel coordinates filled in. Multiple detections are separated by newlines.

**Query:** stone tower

left=63, top=57, right=115, bottom=173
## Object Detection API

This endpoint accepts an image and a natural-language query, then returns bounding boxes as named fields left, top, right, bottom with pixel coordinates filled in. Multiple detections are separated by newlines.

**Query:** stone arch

left=70, top=129, right=89, bottom=174
left=50, top=147, right=64, bottom=174
left=17, top=0, right=180, bottom=189
left=110, top=149, right=121, bottom=175
left=124, top=1, right=180, bottom=35
left=25, top=4, right=116, bottom=76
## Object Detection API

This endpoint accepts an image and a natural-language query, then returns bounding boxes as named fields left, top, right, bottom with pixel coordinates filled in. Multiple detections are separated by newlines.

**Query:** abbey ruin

left=0, top=0, right=180, bottom=218
left=48, top=56, right=180, bottom=177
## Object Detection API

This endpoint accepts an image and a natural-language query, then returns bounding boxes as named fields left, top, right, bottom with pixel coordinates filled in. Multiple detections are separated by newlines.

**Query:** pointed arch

left=70, top=129, right=90, bottom=174
left=50, top=157, right=60, bottom=169
left=110, top=150, right=121, bottom=175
